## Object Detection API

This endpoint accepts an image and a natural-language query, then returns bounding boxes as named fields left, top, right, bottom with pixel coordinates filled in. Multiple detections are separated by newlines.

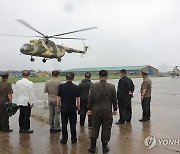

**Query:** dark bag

left=4, top=102, right=19, bottom=117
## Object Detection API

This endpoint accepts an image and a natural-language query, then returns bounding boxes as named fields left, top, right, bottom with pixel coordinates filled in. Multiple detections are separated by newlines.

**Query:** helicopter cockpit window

left=21, top=44, right=33, bottom=51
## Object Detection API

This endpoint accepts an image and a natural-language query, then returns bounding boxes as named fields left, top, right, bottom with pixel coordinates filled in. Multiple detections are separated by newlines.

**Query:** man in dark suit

left=57, top=72, right=80, bottom=144
left=116, top=69, right=135, bottom=124
left=79, top=72, right=92, bottom=127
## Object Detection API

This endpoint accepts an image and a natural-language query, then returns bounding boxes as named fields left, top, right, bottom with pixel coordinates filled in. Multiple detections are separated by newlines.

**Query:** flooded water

left=0, top=77, right=180, bottom=154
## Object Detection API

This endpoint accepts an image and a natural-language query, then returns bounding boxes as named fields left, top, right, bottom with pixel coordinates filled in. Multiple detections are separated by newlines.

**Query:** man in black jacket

left=116, top=69, right=135, bottom=124
left=79, top=72, right=92, bottom=127
left=57, top=72, right=80, bottom=144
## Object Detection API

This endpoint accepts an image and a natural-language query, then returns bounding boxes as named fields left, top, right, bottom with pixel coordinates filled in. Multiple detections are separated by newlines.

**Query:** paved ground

left=0, top=77, right=180, bottom=154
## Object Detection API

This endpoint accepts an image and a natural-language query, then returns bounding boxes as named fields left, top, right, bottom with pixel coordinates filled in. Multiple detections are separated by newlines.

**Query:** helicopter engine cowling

left=20, top=43, right=34, bottom=55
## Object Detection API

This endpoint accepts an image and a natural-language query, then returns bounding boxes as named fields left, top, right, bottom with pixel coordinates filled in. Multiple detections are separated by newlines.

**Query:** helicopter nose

left=20, top=44, right=33, bottom=54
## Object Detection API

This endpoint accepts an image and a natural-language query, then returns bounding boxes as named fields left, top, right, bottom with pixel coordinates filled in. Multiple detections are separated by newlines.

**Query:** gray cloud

left=0, top=0, right=180, bottom=71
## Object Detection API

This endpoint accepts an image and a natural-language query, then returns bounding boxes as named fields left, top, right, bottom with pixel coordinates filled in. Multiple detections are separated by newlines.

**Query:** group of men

left=44, top=69, right=152, bottom=153
left=0, top=70, right=35, bottom=133
left=0, top=68, right=152, bottom=153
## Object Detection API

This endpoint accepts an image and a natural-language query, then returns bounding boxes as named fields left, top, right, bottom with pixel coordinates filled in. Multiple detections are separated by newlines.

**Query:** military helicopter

left=0, top=20, right=97, bottom=63
left=170, top=66, right=180, bottom=77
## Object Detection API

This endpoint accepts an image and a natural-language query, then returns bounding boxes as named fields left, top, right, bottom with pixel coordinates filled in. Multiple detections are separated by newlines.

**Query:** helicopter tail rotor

left=84, top=46, right=88, bottom=53
left=83, top=41, right=89, bottom=54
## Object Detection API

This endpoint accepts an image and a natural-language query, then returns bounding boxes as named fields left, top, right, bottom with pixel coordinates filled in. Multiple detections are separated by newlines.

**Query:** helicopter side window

left=21, top=44, right=33, bottom=50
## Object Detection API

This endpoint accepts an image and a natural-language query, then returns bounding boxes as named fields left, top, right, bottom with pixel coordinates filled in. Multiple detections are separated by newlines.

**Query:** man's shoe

left=88, top=138, right=97, bottom=153
left=102, top=142, right=110, bottom=153
left=103, top=147, right=110, bottom=153
left=24, top=130, right=33, bottom=133
left=60, top=139, right=67, bottom=144
left=116, top=121, right=125, bottom=124
left=139, top=118, right=148, bottom=122
left=19, top=130, right=23, bottom=133
left=53, top=129, right=61, bottom=133
left=88, top=147, right=96, bottom=153
left=88, top=124, right=91, bottom=128
left=126, top=120, right=131, bottom=123
left=72, top=138, right=77, bottom=144
left=2, top=129, right=13, bottom=132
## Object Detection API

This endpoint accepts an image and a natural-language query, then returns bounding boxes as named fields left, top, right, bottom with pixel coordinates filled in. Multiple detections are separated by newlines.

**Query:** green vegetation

left=0, top=76, right=51, bottom=84
left=0, top=75, right=119, bottom=84
left=0, top=74, right=168, bottom=84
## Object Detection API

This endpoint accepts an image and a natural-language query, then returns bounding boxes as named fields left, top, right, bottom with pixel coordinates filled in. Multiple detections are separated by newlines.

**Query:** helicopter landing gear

left=42, top=58, right=47, bottom=63
left=57, top=58, right=61, bottom=62
left=30, top=56, right=35, bottom=62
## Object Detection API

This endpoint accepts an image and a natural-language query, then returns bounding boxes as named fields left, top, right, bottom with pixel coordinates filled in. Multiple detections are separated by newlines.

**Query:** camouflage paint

left=20, top=39, right=87, bottom=60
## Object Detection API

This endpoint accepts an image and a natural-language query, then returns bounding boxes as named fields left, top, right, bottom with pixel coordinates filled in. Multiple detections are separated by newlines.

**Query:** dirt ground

left=0, top=77, right=180, bottom=154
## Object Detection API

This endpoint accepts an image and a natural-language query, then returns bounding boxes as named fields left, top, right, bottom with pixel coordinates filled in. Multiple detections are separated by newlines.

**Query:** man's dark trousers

left=61, top=111, right=77, bottom=142
left=80, top=100, right=91, bottom=127
left=118, top=96, right=132, bottom=123
left=91, top=112, right=113, bottom=142
left=141, top=97, right=151, bottom=119
left=19, top=105, right=31, bottom=131
left=0, top=103, right=9, bottom=131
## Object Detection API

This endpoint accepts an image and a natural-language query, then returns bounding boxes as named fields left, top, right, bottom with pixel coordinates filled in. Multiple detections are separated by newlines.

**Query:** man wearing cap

left=116, top=69, right=134, bottom=124
left=139, top=69, right=152, bottom=122
left=16, top=70, right=35, bottom=133
left=44, top=70, right=61, bottom=133
left=78, top=72, right=92, bottom=128
left=0, top=72, right=13, bottom=132
left=87, top=70, right=117, bottom=153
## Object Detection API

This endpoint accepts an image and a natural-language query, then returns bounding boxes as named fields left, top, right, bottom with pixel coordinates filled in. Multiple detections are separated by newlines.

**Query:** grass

left=0, top=75, right=168, bottom=84
left=0, top=75, right=120, bottom=84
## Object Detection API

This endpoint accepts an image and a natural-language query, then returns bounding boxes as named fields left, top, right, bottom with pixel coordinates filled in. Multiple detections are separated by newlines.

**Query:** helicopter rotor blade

left=52, top=37, right=86, bottom=40
left=0, top=34, right=42, bottom=38
left=16, top=19, right=46, bottom=37
left=49, top=26, right=97, bottom=37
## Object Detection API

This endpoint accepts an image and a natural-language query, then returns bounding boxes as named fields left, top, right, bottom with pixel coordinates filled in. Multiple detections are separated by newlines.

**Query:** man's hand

left=141, top=95, right=144, bottom=101
left=57, top=105, right=60, bottom=111
left=29, top=103, right=33, bottom=108
left=112, top=111, right=117, bottom=115
left=77, top=105, right=80, bottom=111
left=87, top=110, right=92, bottom=115
left=129, top=91, right=133, bottom=95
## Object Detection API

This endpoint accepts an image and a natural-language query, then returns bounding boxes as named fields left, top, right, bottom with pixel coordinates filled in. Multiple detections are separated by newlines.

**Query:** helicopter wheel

left=42, top=58, right=46, bottom=63
left=30, top=57, right=35, bottom=62
left=57, top=58, right=61, bottom=62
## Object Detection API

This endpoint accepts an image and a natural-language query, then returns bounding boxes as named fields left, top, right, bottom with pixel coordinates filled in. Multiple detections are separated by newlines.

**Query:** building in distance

left=61, top=65, right=158, bottom=76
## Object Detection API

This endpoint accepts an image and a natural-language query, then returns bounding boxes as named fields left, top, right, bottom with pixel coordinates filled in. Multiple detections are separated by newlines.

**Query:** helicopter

left=0, top=19, right=97, bottom=63
left=170, top=66, right=180, bottom=77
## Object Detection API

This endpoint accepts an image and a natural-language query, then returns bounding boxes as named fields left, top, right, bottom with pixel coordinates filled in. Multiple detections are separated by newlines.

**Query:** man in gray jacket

left=87, top=70, right=117, bottom=153
left=44, top=70, right=61, bottom=133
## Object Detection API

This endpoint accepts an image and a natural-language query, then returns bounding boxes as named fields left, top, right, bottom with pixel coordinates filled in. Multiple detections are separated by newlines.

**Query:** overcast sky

left=0, top=0, right=180, bottom=72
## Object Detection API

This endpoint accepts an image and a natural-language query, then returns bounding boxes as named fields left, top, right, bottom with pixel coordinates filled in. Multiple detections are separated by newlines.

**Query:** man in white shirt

left=16, top=70, right=35, bottom=133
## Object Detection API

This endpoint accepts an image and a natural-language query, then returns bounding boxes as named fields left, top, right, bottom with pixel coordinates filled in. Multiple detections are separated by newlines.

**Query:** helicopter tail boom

left=64, top=45, right=88, bottom=54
